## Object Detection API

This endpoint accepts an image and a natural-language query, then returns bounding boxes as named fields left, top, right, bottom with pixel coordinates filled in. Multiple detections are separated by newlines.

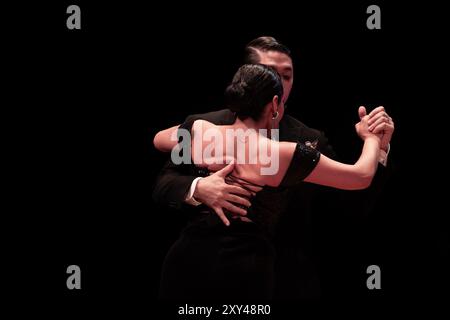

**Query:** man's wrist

left=378, top=143, right=390, bottom=167
left=381, top=142, right=390, bottom=153
left=184, top=177, right=203, bottom=206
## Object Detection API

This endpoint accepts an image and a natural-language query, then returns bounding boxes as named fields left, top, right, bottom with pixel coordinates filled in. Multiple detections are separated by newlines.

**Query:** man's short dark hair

left=244, top=36, right=291, bottom=64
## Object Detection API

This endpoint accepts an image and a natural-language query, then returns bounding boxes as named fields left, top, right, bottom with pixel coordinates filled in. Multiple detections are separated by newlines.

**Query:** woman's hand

left=356, top=107, right=382, bottom=142
left=367, top=106, right=395, bottom=153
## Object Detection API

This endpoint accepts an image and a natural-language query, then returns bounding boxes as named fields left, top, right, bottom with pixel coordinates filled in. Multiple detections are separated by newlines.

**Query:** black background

left=6, top=0, right=448, bottom=316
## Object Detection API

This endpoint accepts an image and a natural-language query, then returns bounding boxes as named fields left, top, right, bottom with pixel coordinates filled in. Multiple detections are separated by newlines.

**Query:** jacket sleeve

left=151, top=155, right=197, bottom=210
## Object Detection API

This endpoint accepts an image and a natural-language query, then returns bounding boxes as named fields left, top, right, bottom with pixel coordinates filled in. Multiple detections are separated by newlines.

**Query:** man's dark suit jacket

left=152, top=109, right=392, bottom=299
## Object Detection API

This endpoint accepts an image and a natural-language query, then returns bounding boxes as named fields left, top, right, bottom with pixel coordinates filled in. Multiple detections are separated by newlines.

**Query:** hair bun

left=225, top=81, right=248, bottom=113
left=224, top=64, right=283, bottom=120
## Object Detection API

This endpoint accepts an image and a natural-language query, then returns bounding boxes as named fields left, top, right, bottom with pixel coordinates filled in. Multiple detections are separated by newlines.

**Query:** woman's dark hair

left=244, top=36, right=291, bottom=64
left=225, top=64, right=283, bottom=121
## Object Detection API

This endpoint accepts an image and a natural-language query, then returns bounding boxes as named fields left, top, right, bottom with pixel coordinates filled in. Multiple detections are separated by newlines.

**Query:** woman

left=154, top=64, right=381, bottom=300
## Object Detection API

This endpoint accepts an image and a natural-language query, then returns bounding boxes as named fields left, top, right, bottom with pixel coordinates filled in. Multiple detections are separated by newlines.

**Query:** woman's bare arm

left=303, top=136, right=380, bottom=190
left=272, top=114, right=381, bottom=190
left=153, top=125, right=180, bottom=152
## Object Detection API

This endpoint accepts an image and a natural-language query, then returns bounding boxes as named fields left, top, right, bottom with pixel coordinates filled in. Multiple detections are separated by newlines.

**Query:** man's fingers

left=214, top=207, right=230, bottom=226
left=226, top=194, right=251, bottom=208
left=358, top=106, right=367, bottom=120
left=369, top=116, right=389, bottom=131
left=222, top=201, right=247, bottom=216
left=216, top=161, right=235, bottom=177
left=368, top=106, right=385, bottom=117
left=226, top=185, right=252, bottom=197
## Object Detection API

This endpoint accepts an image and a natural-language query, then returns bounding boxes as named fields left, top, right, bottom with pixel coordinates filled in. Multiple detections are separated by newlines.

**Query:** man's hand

left=359, top=106, right=395, bottom=152
left=194, top=162, right=252, bottom=226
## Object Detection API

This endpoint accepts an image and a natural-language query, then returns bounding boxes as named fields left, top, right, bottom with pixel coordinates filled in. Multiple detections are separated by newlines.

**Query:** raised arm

left=304, top=136, right=380, bottom=190
left=273, top=114, right=380, bottom=190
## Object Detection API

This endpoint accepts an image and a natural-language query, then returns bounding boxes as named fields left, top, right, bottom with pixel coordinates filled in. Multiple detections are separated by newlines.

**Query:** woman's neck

left=232, top=117, right=267, bottom=131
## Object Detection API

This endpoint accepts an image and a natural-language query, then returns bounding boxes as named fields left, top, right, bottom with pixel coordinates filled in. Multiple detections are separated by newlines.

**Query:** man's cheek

left=283, top=82, right=293, bottom=101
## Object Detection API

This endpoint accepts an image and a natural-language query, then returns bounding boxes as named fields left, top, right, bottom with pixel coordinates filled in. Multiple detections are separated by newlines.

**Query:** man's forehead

left=258, top=51, right=293, bottom=71
left=267, top=62, right=293, bottom=72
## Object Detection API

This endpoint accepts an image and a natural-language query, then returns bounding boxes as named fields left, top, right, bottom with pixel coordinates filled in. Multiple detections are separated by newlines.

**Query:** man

left=152, top=36, right=394, bottom=298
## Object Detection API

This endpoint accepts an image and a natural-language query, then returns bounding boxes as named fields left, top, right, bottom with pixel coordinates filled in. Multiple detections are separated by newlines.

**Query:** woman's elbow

left=153, top=132, right=167, bottom=152
left=357, top=175, right=374, bottom=189
left=351, top=171, right=375, bottom=190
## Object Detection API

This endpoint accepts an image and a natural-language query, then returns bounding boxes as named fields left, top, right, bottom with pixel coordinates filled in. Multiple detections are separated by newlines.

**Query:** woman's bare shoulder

left=263, top=140, right=297, bottom=187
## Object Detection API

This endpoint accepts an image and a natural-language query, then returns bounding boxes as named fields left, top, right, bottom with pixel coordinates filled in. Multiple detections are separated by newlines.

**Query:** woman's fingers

left=368, top=106, right=385, bottom=118
left=369, top=116, right=389, bottom=131
left=372, top=122, right=391, bottom=134
left=368, top=112, right=388, bottom=125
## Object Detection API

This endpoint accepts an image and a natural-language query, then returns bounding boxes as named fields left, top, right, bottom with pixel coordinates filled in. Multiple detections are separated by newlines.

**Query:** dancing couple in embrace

left=152, top=37, right=394, bottom=301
